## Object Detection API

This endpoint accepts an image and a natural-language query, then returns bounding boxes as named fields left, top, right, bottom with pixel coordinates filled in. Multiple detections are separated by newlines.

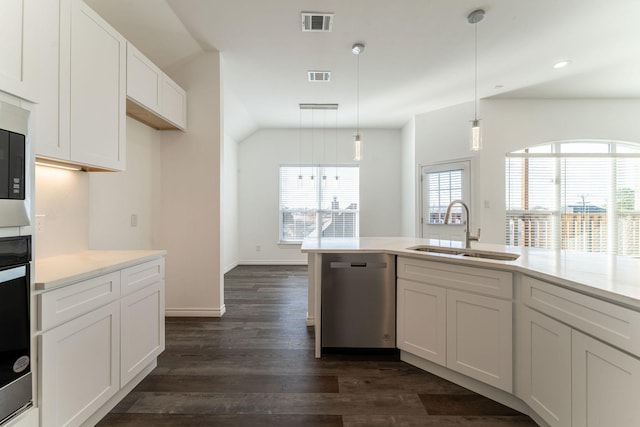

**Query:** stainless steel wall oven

left=0, top=235, right=32, bottom=424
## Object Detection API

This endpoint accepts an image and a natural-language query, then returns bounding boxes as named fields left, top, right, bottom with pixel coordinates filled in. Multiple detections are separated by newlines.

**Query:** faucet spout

left=444, top=199, right=480, bottom=249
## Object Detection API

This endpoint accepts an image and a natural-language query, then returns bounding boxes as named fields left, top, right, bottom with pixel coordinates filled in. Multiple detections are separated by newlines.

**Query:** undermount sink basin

left=408, top=246, right=464, bottom=255
left=462, top=251, right=520, bottom=261
left=407, top=245, right=520, bottom=261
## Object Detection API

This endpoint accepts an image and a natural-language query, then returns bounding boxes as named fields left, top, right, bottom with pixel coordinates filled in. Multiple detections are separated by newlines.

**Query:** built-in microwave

left=0, top=101, right=30, bottom=227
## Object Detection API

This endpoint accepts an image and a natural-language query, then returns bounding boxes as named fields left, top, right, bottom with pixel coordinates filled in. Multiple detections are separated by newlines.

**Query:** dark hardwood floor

left=97, top=265, right=537, bottom=427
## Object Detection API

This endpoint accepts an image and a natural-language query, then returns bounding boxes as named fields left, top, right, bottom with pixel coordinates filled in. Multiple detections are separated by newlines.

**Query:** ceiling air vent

left=301, top=13, right=333, bottom=32
left=308, top=71, right=331, bottom=82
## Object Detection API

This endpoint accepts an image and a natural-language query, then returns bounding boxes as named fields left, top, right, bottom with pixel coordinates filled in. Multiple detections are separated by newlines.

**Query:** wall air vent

left=301, top=13, right=333, bottom=32
left=308, top=71, right=331, bottom=82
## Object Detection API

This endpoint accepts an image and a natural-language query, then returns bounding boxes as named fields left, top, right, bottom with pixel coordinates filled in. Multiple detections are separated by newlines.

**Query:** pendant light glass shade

left=470, top=119, right=481, bottom=151
left=354, top=133, right=362, bottom=161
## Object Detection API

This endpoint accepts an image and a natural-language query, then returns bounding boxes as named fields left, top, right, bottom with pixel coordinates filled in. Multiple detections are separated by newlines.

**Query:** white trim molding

left=165, top=305, right=226, bottom=317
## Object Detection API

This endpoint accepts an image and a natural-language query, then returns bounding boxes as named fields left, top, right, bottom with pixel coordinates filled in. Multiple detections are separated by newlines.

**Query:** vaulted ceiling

left=87, top=0, right=640, bottom=140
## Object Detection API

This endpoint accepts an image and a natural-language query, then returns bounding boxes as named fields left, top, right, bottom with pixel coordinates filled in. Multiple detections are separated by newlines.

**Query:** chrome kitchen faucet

left=444, top=199, right=481, bottom=249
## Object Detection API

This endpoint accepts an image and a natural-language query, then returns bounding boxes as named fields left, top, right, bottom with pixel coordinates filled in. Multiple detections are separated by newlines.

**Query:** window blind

left=505, top=141, right=640, bottom=256
left=426, top=169, right=463, bottom=224
left=279, top=165, right=359, bottom=242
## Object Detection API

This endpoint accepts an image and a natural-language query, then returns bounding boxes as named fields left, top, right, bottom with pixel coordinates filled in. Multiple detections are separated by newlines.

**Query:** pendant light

left=468, top=9, right=484, bottom=152
left=352, top=43, right=365, bottom=161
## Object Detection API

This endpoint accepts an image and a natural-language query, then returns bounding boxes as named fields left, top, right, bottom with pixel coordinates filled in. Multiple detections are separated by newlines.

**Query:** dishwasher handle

left=329, top=261, right=388, bottom=269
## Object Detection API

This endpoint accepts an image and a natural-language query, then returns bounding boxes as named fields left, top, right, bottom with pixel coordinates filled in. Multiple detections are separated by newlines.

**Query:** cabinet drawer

left=397, top=256, right=512, bottom=299
left=522, top=275, right=640, bottom=357
left=121, top=258, right=164, bottom=296
left=39, top=271, right=121, bottom=331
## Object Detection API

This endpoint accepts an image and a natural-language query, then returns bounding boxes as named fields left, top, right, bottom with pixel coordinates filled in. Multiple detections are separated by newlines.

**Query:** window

left=279, top=165, right=359, bottom=242
left=421, top=161, right=470, bottom=240
left=427, top=168, right=464, bottom=224
left=505, top=141, right=640, bottom=256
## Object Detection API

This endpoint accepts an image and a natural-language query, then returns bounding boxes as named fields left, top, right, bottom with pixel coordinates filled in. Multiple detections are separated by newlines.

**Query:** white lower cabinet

left=572, top=330, right=640, bottom=427
left=396, top=257, right=513, bottom=392
left=38, top=257, right=165, bottom=427
left=121, top=281, right=165, bottom=385
left=446, top=289, right=512, bottom=392
left=397, top=278, right=446, bottom=365
left=40, top=301, right=120, bottom=427
left=395, top=257, right=640, bottom=427
left=520, top=307, right=572, bottom=427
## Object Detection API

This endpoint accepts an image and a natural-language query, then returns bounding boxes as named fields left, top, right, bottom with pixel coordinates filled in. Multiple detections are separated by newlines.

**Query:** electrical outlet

left=256, top=245, right=261, bottom=252
left=130, top=214, right=138, bottom=227
left=35, top=215, right=46, bottom=233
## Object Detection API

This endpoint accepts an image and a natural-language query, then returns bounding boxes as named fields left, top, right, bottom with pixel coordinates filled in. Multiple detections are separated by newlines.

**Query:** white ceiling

left=87, top=0, right=640, bottom=140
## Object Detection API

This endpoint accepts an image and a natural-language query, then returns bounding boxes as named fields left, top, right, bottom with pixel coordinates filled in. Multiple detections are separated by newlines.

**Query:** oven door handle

left=0, top=265, right=26, bottom=283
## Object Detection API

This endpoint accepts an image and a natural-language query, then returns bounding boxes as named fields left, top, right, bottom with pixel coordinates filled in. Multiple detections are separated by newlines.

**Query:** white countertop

left=35, top=250, right=166, bottom=291
left=301, top=237, right=640, bottom=310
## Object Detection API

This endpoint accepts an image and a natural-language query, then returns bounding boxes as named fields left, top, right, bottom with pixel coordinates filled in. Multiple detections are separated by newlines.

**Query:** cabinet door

left=60, top=0, right=126, bottom=170
left=35, top=0, right=66, bottom=160
left=572, top=331, right=640, bottom=427
left=126, top=42, right=162, bottom=114
left=121, top=281, right=165, bottom=385
left=520, top=307, right=571, bottom=427
left=40, top=300, right=120, bottom=427
left=0, top=0, right=38, bottom=101
left=161, top=73, right=187, bottom=130
left=397, top=278, right=446, bottom=365
left=446, top=289, right=512, bottom=391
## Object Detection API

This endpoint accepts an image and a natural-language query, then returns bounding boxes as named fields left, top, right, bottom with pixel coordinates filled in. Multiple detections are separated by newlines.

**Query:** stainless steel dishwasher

left=321, top=253, right=396, bottom=349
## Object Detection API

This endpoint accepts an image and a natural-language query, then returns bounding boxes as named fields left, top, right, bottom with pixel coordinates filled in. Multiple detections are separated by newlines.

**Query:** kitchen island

left=302, top=237, right=640, bottom=427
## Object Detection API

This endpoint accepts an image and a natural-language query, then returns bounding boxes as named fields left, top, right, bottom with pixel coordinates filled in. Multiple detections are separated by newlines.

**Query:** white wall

left=415, top=98, right=640, bottom=244
left=400, top=117, right=416, bottom=237
left=238, top=128, right=402, bottom=264
left=157, top=51, right=225, bottom=317
left=35, top=118, right=162, bottom=258
left=34, top=166, right=89, bottom=258
left=89, top=117, right=161, bottom=249
left=222, top=132, right=239, bottom=272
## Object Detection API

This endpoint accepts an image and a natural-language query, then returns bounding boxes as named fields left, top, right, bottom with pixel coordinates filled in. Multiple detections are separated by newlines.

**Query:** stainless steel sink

left=407, top=245, right=464, bottom=255
left=407, top=245, right=520, bottom=261
left=462, top=251, right=520, bottom=261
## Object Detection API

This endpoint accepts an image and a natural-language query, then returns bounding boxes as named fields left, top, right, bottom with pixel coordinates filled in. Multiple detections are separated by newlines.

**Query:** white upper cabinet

left=36, top=0, right=126, bottom=171
left=126, top=42, right=187, bottom=131
left=126, top=43, right=162, bottom=115
left=0, top=0, right=38, bottom=101
left=161, top=73, right=187, bottom=129
left=63, top=0, right=126, bottom=170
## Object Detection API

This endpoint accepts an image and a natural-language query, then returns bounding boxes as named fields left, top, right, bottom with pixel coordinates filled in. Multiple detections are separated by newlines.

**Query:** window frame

left=420, top=160, right=471, bottom=240
left=279, top=164, right=360, bottom=244
left=505, top=140, right=640, bottom=256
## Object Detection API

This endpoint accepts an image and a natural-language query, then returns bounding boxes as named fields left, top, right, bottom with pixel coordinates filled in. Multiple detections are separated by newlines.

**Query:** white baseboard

left=306, top=315, right=315, bottom=326
left=223, top=261, right=239, bottom=274
left=165, top=304, right=226, bottom=317
left=239, top=260, right=308, bottom=266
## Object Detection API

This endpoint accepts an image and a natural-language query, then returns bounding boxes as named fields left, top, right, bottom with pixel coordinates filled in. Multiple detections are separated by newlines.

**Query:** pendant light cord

left=356, top=52, right=360, bottom=135
left=474, top=20, right=478, bottom=121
